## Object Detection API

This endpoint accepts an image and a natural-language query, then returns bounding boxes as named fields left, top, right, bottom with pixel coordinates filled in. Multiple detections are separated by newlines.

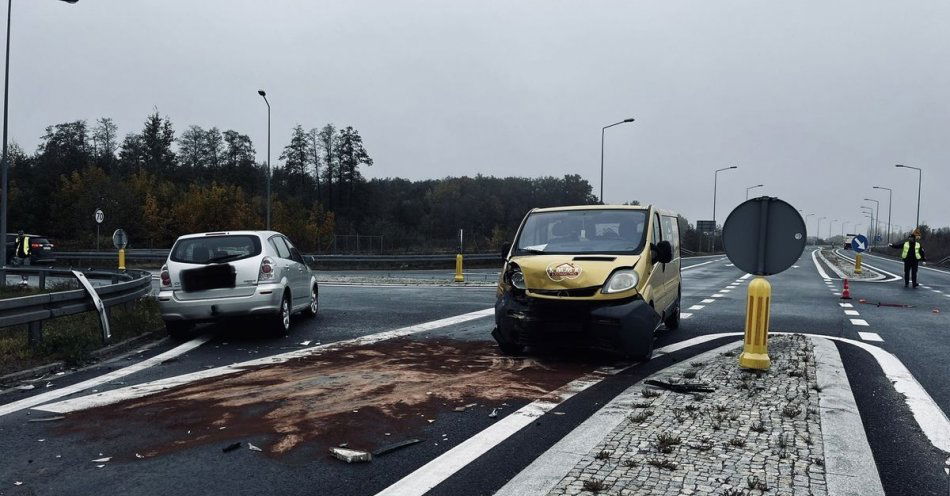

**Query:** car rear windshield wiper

left=206, top=253, right=243, bottom=263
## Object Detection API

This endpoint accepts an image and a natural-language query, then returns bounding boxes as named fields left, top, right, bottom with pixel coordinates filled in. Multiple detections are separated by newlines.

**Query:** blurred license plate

left=181, top=264, right=236, bottom=292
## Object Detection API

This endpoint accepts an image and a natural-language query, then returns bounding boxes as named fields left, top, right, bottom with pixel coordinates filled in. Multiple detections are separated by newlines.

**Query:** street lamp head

left=730, top=165, right=738, bottom=169
left=257, top=90, right=266, bottom=97
left=622, top=118, right=635, bottom=123
left=895, top=164, right=904, bottom=168
left=59, top=0, right=78, bottom=3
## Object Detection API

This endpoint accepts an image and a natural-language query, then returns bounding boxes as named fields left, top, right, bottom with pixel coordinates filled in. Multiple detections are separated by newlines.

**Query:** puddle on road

left=62, top=338, right=599, bottom=458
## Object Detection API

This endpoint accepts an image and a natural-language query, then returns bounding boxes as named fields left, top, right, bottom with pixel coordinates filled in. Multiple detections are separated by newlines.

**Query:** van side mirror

left=654, top=240, right=673, bottom=264
left=500, top=242, right=512, bottom=260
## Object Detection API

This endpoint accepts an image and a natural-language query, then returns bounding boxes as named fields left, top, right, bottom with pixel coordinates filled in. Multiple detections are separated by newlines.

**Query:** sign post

left=851, top=234, right=868, bottom=275
left=113, top=229, right=128, bottom=271
left=94, top=208, right=104, bottom=251
left=723, top=197, right=806, bottom=370
left=455, top=229, right=464, bottom=283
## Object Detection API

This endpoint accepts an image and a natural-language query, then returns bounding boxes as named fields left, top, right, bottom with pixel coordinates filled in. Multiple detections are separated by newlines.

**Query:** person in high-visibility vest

left=890, top=229, right=926, bottom=288
left=13, top=230, right=31, bottom=266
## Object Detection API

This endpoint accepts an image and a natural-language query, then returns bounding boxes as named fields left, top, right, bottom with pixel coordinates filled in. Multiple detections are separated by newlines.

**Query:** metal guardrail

left=0, top=267, right=152, bottom=347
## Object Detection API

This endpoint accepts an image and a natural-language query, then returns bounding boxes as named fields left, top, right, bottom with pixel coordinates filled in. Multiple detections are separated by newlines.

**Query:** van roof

left=531, top=204, right=679, bottom=216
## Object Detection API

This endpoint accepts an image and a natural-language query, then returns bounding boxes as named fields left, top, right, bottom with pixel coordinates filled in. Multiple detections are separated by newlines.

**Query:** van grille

left=529, top=286, right=601, bottom=297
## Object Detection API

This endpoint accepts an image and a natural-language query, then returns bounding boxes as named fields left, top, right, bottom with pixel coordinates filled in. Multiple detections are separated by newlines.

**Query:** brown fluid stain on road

left=63, top=338, right=597, bottom=458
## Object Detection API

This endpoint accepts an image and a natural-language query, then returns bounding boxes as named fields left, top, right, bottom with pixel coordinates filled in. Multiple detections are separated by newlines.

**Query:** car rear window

left=171, top=235, right=262, bottom=264
left=32, top=238, right=50, bottom=244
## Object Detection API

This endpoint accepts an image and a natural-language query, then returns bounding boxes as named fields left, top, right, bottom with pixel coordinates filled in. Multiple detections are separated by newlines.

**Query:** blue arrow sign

left=851, top=234, right=868, bottom=253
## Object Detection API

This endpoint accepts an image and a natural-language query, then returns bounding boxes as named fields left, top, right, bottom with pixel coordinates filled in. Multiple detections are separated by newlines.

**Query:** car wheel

left=664, top=288, right=681, bottom=331
left=165, top=321, right=194, bottom=340
left=271, top=293, right=292, bottom=335
left=304, top=285, right=318, bottom=318
left=491, top=326, right=525, bottom=356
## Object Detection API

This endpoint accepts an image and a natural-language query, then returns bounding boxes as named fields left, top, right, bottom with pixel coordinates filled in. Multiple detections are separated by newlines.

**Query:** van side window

left=661, top=215, right=679, bottom=252
left=652, top=213, right=662, bottom=246
left=269, top=236, right=291, bottom=259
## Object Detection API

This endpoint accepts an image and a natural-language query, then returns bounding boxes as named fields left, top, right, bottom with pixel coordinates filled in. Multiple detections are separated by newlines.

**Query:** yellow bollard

left=118, top=248, right=126, bottom=271
left=854, top=253, right=863, bottom=274
left=739, top=276, right=771, bottom=370
left=454, top=254, right=464, bottom=282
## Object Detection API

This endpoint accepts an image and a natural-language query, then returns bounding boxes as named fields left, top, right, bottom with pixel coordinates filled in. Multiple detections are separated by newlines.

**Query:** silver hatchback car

left=157, top=231, right=318, bottom=337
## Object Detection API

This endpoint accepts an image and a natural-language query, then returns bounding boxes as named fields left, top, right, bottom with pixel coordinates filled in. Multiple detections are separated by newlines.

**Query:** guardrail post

left=38, top=271, right=46, bottom=291
left=28, top=321, right=43, bottom=348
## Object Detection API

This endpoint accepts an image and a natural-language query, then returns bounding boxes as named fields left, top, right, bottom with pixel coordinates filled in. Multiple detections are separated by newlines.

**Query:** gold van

left=492, top=205, right=682, bottom=360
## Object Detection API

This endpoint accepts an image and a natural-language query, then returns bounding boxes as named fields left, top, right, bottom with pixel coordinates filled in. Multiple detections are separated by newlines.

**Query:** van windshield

left=514, top=209, right=648, bottom=255
left=171, top=235, right=262, bottom=264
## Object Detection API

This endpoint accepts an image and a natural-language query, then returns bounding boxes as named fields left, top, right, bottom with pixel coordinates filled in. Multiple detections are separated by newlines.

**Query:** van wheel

left=492, top=327, right=525, bottom=356
left=304, top=285, right=318, bottom=318
left=271, top=294, right=292, bottom=335
left=165, top=321, right=194, bottom=340
left=664, top=288, right=681, bottom=331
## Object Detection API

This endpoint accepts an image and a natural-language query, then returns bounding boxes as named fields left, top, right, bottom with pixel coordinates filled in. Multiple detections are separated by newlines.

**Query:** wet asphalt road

left=0, top=253, right=948, bottom=495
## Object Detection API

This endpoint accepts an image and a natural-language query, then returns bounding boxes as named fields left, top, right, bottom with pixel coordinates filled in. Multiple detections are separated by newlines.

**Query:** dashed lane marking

left=680, top=313, right=693, bottom=319
left=32, top=308, right=495, bottom=415
left=0, top=336, right=212, bottom=418
left=725, top=263, right=734, bottom=267
left=839, top=303, right=853, bottom=308
left=688, top=305, right=705, bottom=311
left=844, top=310, right=860, bottom=316
left=850, top=319, right=870, bottom=327
left=858, top=332, right=884, bottom=342
left=700, top=299, right=714, bottom=304
left=740, top=274, right=752, bottom=280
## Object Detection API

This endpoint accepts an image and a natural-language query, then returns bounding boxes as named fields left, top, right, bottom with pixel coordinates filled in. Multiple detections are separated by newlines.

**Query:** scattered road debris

left=248, top=443, right=263, bottom=452
left=17, top=384, right=35, bottom=391
left=14, top=481, right=23, bottom=486
left=372, top=438, right=422, bottom=456
left=488, top=408, right=498, bottom=418
left=222, top=442, right=242, bottom=453
left=28, top=416, right=65, bottom=423
left=91, top=457, right=111, bottom=463
left=329, top=447, right=372, bottom=463
left=135, top=453, right=144, bottom=459
left=643, top=379, right=715, bottom=394
left=299, top=341, right=311, bottom=346
left=453, top=406, right=466, bottom=412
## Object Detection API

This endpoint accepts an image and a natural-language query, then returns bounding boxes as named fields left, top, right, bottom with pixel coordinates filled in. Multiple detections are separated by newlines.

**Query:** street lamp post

left=872, top=186, right=892, bottom=244
left=745, top=184, right=764, bottom=200
left=805, top=213, right=814, bottom=245
left=257, top=90, right=271, bottom=230
left=860, top=206, right=874, bottom=243
left=863, top=198, right=880, bottom=246
left=895, top=164, right=922, bottom=229
left=817, top=216, right=826, bottom=246
left=0, top=0, right=78, bottom=272
left=712, top=165, right=737, bottom=252
left=599, top=118, right=635, bottom=204
left=829, top=219, right=837, bottom=241
left=841, top=221, right=849, bottom=238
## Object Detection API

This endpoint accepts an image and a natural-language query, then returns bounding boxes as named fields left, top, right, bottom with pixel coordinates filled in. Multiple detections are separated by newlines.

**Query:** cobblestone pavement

left=548, top=335, right=828, bottom=496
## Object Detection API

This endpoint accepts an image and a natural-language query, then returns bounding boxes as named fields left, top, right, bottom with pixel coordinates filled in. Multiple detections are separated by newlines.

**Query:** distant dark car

left=5, top=233, right=56, bottom=264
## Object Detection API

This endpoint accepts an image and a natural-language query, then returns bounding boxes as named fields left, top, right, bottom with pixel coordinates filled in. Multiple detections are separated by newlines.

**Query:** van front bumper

left=493, top=290, right=660, bottom=357
left=157, top=284, right=284, bottom=322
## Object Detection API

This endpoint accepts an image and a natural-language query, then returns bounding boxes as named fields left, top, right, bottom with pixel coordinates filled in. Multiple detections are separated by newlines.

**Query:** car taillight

left=31, top=243, right=41, bottom=249
left=160, top=265, right=171, bottom=287
left=259, top=257, right=274, bottom=281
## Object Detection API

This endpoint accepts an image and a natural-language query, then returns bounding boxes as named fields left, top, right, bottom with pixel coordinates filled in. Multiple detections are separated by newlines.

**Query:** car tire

left=165, top=321, right=194, bottom=340
left=272, top=293, right=292, bottom=335
left=492, top=326, right=525, bottom=356
left=664, top=288, right=681, bottom=331
left=304, top=285, right=318, bottom=318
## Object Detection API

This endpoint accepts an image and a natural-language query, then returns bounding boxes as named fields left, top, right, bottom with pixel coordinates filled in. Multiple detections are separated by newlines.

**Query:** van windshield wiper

left=523, top=248, right=547, bottom=254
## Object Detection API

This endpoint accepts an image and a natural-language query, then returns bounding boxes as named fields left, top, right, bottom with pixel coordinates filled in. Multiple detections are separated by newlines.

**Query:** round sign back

left=722, top=197, right=806, bottom=276
left=112, top=229, right=128, bottom=250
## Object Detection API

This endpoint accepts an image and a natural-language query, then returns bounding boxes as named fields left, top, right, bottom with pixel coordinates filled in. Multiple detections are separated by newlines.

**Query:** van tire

left=165, top=321, right=194, bottom=340
left=492, top=327, right=524, bottom=356
left=664, top=288, right=681, bottom=331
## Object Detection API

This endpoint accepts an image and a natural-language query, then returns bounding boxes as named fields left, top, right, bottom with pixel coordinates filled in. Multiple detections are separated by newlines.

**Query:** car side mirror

left=500, top=242, right=512, bottom=260
left=655, top=240, right=673, bottom=264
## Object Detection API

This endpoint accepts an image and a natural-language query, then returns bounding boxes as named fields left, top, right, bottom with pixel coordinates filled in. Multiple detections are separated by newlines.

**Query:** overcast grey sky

left=10, top=1, right=949, bottom=232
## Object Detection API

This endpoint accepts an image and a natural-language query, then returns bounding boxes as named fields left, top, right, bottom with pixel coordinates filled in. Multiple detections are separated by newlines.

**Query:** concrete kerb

left=810, top=336, right=885, bottom=496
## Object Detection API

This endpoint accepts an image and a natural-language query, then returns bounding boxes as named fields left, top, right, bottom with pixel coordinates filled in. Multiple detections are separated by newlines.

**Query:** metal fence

left=0, top=267, right=152, bottom=347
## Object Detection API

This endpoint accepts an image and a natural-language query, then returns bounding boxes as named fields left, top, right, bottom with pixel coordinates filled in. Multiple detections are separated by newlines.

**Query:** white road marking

left=833, top=250, right=901, bottom=283
left=378, top=334, right=742, bottom=496
left=833, top=292, right=842, bottom=296
left=320, top=284, right=496, bottom=290
left=740, top=274, right=752, bottom=280
left=811, top=249, right=833, bottom=280
left=700, top=299, right=714, bottom=304
left=720, top=289, right=731, bottom=293
left=712, top=294, right=725, bottom=298
left=681, top=258, right=723, bottom=271
left=858, top=332, right=884, bottom=342
left=922, top=286, right=931, bottom=289
left=850, top=319, right=869, bottom=327
left=0, top=336, right=212, bottom=418
left=793, top=265, right=800, bottom=268
left=844, top=310, right=860, bottom=316
left=725, top=263, right=734, bottom=267
left=839, top=303, right=854, bottom=308
left=688, top=305, right=705, bottom=310
left=680, top=313, right=693, bottom=319
left=32, top=308, right=495, bottom=415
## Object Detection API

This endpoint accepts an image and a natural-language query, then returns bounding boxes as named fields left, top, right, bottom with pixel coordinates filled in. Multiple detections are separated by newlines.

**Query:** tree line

left=7, top=111, right=607, bottom=253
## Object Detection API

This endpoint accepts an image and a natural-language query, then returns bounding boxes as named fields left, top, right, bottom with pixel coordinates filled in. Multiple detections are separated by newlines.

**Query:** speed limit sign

left=95, top=208, right=104, bottom=224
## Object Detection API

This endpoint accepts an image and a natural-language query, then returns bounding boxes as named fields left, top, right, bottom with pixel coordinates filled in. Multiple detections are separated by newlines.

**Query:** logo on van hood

left=546, top=262, right=583, bottom=282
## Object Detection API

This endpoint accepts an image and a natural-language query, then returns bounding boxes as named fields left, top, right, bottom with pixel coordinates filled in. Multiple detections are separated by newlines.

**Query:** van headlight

left=602, top=269, right=638, bottom=294
left=506, top=265, right=527, bottom=290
